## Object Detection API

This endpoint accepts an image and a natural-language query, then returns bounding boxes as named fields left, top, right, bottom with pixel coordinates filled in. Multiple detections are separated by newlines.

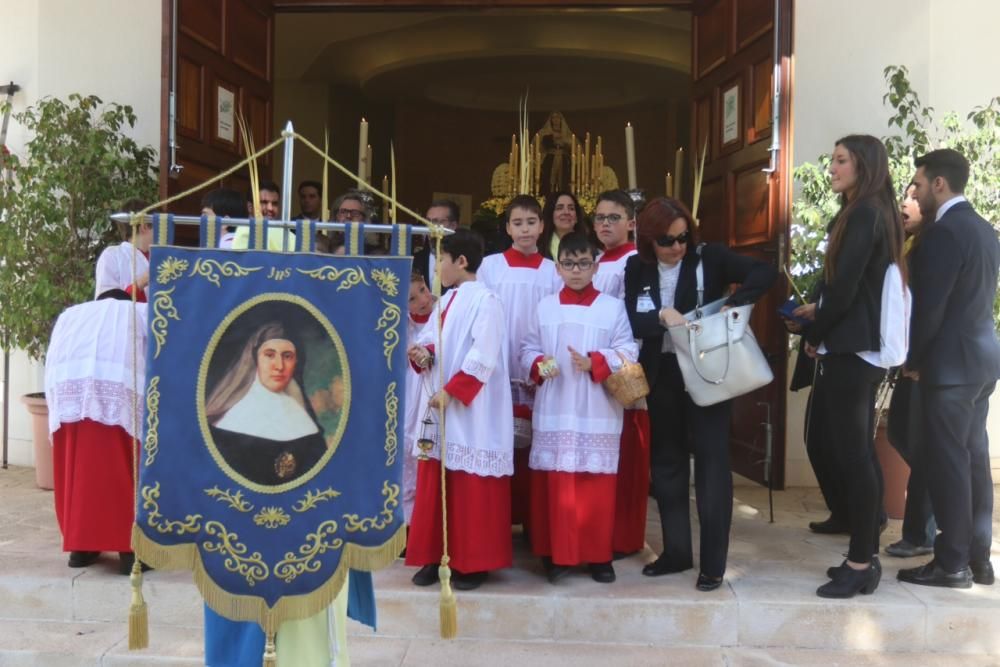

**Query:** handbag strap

left=694, top=243, right=706, bottom=316
left=686, top=310, right=736, bottom=385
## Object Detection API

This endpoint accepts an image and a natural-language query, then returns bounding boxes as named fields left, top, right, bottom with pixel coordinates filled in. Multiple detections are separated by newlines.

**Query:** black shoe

left=827, top=556, right=882, bottom=580
left=817, top=562, right=880, bottom=598
left=452, top=570, right=488, bottom=591
left=696, top=573, right=723, bottom=592
left=971, top=560, right=995, bottom=586
left=642, top=554, right=692, bottom=577
left=613, top=550, right=639, bottom=561
left=118, top=552, right=152, bottom=576
left=411, top=564, right=439, bottom=587
left=589, top=562, right=616, bottom=583
left=542, top=557, right=572, bottom=584
left=809, top=516, right=849, bottom=534
left=885, top=539, right=933, bottom=558
left=68, top=551, right=100, bottom=568
left=897, top=560, right=973, bottom=589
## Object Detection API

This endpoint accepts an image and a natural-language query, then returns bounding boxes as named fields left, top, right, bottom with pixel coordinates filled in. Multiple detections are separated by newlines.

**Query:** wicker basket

left=603, top=354, right=650, bottom=406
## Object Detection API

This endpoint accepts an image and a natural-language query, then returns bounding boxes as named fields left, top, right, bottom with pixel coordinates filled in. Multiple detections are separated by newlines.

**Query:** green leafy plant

left=791, top=65, right=1000, bottom=323
left=0, top=94, right=157, bottom=359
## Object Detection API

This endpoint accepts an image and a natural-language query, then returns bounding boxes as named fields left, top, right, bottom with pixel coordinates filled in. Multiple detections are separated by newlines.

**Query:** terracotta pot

left=874, top=419, right=909, bottom=520
left=20, top=393, right=54, bottom=490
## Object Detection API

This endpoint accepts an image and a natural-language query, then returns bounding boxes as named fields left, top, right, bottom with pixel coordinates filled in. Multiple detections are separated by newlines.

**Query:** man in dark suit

left=413, top=199, right=460, bottom=287
left=898, top=149, right=1000, bottom=589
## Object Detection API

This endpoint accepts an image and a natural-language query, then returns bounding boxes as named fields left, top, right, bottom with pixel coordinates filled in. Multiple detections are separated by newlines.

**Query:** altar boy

left=405, top=229, right=514, bottom=591
left=478, top=195, right=561, bottom=526
left=522, top=232, right=638, bottom=583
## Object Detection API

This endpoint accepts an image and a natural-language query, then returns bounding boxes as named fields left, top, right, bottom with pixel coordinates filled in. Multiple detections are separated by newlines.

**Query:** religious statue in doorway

left=538, top=111, right=574, bottom=195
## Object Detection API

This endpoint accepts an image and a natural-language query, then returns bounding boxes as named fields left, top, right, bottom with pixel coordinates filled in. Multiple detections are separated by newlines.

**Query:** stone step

left=2, top=620, right=1000, bottom=667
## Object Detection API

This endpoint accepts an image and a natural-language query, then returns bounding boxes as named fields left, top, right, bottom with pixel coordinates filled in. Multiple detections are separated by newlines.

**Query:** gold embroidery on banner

left=383, top=382, right=398, bottom=466
left=156, top=257, right=189, bottom=284
left=274, top=520, right=344, bottom=583
left=204, top=486, right=254, bottom=513
left=343, top=481, right=399, bottom=533
left=267, top=267, right=292, bottom=281
left=144, top=376, right=160, bottom=466
left=375, top=299, right=401, bottom=369
left=151, top=287, right=179, bottom=359
left=371, top=268, right=400, bottom=297
left=189, top=258, right=263, bottom=288
left=292, top=487, right=342, bottom=513
left=253, top=506, right=291, bottom=529
left=142, top=483, right=203, bottom=535
left=295, top=266, right=369, bottom=290
left=202, top=520, right=269, bottom=586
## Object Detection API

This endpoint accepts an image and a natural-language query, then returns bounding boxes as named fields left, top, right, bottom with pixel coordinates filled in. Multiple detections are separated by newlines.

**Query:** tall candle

left=381, top=174, right=389, bottom=217
left=390, top=142, right=397, bottom=223
left=674, top=147, right=684, bottom=200
left=625, top=123, right=637, bottom=190
left=322, top=128, right=330, bottom=220
left=357, top=118, right=368, bottom=188
left=583, top=132, right=591, bottom=190
left=365, top=144, right=373, bottom=184
left=666, top=171, right=673, bottom=197
left=570, top=144, right=577, bottom=194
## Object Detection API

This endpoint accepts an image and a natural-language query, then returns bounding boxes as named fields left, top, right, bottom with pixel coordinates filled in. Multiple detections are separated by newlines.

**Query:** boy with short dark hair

left=405, top=229, right=514, bottom=590
left=478, top=195, right=561, bottom=527
left=521, top=232, right=638, bottom=583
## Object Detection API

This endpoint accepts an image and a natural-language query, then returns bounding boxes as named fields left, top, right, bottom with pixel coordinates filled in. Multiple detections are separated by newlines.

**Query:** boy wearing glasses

left=521, top=232, right=638, bottom=583
left=479, top=195, right=562, bottom=528
left=593, top=190, right=638, bottom=298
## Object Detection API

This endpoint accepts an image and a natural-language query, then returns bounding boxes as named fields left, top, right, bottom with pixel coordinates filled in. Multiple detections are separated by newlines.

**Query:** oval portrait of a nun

left=199, top=294, right=350, bottom=491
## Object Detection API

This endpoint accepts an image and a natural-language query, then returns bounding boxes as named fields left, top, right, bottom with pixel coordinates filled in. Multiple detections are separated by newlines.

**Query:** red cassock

left=52, top=419, right=136, bottom=553
left=612, top=409, right=651, bottom=553
left=529, top=469, right=617, bottom=566
left=405, top=458, right=512, bottom=573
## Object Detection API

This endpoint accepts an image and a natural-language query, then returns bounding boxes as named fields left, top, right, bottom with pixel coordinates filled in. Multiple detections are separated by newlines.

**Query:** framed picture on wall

left=721, top=81, right=741, bottom=149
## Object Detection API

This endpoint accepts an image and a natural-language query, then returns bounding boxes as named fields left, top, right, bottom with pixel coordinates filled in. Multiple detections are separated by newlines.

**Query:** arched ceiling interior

left=275, top=8, right=691, bottom=111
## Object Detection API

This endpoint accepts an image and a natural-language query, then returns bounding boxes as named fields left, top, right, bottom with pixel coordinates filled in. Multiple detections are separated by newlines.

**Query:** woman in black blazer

left=788, top=134, right=906, bottom=598
left=624, top=197, right=776, bottom=591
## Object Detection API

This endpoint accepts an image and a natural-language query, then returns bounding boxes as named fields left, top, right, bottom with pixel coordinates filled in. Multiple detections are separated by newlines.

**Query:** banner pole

left=280, top=121, right=295, bottom=251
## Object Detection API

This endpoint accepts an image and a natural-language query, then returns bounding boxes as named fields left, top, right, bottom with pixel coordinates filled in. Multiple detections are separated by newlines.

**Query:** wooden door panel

left=692, top=0, right=792, bottom=487
left=163, top=0, right=274, bottom=240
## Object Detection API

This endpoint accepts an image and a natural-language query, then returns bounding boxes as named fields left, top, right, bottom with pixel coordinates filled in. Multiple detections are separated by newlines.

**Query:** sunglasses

left=655, top=231, right=690, bottom=248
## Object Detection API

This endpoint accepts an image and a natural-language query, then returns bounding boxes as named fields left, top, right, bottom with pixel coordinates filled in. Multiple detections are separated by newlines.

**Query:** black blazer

left=413, top=245, right=432, bottom=286
left=803, top=203, right=889, bottom=353
left=907, top=200, right=1000, bottom=385
left=624, top=243, right=777, bottom=381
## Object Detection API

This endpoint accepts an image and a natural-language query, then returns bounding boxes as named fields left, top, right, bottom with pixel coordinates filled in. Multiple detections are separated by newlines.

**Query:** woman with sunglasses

left=623, top=197, right=776, bottom=591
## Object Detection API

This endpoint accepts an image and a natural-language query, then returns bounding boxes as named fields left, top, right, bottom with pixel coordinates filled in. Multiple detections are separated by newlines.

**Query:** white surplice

left=412, top=280, right=514, bottom=477
left=403, top=311, right=435, bottom=521
left=94, top=242, right=150, bottom=298
left=593, top=242, right=637, bottom=300
left=521, top=288, right=638, bottom=474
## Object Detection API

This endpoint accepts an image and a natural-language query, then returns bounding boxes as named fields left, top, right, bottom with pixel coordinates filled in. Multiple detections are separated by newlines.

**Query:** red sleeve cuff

left=444, top=371, right=484, bottom=406
left=125, top=284, right=147, bottom=303
left=589, top=351, right=612, bottom=383
left=409, top=344, right=435, bottom=373
left=529, top=355, right=546, bottom=385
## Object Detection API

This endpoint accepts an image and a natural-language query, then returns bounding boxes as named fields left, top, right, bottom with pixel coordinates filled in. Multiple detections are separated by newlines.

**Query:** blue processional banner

left=133, top=218, right=411, bottom=631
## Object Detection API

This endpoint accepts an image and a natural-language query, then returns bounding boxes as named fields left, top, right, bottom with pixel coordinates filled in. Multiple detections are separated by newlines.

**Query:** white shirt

left=94, top=242, right=150, bottom=298
left=935, top=195, right=967, bottom=222
left=658, top=260, right=682, bottom=352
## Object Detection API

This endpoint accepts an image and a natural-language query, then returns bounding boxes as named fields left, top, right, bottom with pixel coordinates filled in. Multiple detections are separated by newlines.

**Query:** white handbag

left=667, top=246, right=774, bottom=406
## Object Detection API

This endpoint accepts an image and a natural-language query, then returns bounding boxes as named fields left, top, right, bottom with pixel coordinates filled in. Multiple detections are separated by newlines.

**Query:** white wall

left=0, top=0, right=161, bottom=466
left=788, top=0, right=1000, bottom=486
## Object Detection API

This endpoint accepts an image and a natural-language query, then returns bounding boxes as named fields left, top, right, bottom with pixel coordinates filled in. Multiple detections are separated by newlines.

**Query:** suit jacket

left=624, top=243, right=777, bottom=382
left=413, top=244, right=432, bottom=286
left=907, top=200, right=1000, bottom=386
left=804, top=203, right=889, bottom=353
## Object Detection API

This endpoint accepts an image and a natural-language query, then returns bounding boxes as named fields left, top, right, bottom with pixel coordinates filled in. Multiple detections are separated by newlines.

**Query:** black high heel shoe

left=817, top=561, right=881, bottom=598
left=827, top=556, right=881, bottom=580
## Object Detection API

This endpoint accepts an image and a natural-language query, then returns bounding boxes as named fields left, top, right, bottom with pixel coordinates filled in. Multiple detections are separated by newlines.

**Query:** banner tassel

left=127, top=560, right=149, bottom=649
left=439, top=556, right=457, bottom=639
left=263, top=631, right=277, bottom=667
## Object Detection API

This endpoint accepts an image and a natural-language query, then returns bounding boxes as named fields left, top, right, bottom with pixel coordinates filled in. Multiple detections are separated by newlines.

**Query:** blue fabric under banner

left=134, top=243, right=411, bottom=633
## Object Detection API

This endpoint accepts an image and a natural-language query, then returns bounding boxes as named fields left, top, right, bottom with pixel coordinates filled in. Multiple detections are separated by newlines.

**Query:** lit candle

left=357, top=118, right=368, bottom=188
left=674, top=147, right=684, bottom=200
left=666, top=171, right=673, bottom=197
left=625, top=123, right=637, bottom=190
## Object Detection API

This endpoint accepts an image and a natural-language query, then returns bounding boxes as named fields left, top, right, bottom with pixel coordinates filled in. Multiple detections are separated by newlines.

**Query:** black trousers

left=810, top=354, right=886, bottom=563
left=887, top=377, right=937, bottom=547
left=922, top=380, right=996, bottom=572
left=648, top=353, right=733, bottom=578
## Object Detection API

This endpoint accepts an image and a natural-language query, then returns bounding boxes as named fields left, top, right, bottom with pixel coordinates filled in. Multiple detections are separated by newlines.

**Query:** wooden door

left=690, top=0, right=792, bottom=487
left=160, top=0, right=275, bottom=243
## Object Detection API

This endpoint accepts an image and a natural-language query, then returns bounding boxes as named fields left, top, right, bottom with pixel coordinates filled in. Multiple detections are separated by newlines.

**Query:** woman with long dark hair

left=790, top=134, right=906, bottom=598
left=540, top=191, right=592, bottom=259
left=624, top=197, right=775, bottom=591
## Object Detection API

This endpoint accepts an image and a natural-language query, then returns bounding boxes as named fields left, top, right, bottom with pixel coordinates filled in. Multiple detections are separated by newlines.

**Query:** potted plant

left=790, top=66, right=1000, bottom=517
left=0, top=93, right=157, bottom=488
